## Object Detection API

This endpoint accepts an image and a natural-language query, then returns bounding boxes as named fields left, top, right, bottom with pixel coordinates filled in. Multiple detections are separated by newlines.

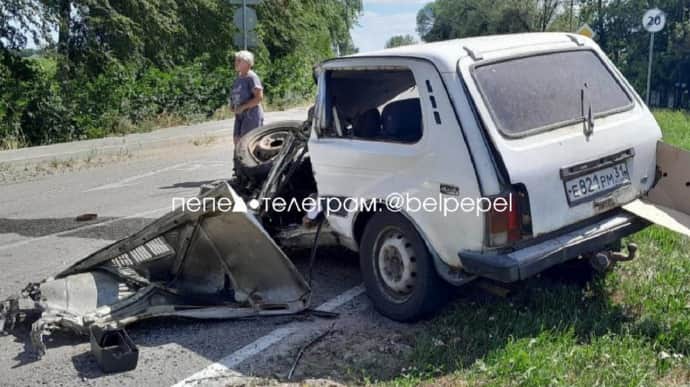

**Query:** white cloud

left=351, top=10, right=420, bottom=53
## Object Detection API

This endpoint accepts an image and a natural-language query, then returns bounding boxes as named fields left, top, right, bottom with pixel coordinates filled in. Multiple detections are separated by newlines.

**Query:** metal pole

left=646, top=32, right=655, bottom=106
left=242, top=0, right=247, bottom=50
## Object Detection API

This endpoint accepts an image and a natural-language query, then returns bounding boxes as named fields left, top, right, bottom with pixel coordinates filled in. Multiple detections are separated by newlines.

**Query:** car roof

left=323, top=32, right=594, bottom=73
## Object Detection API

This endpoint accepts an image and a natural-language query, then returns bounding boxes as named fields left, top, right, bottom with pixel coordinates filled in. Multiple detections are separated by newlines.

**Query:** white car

left=294, top=32, right=687, bottom=320
left=5, top=33, right=689, bottom=354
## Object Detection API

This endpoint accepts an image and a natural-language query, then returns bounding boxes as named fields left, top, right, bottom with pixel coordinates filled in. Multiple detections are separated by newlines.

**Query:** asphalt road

left=0, top=117, right=368, bottom=386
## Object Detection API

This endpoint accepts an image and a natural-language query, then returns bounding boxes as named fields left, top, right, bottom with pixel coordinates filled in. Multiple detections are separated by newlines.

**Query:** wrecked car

left=3, top=33, right=690, bottom=355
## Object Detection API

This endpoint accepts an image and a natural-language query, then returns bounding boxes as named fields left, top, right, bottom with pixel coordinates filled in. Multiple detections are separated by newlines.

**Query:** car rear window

left=472, top=50, right=633, bottom=137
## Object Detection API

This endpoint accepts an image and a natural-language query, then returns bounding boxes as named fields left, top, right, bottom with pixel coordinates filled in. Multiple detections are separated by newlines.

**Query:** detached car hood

left=0, top=182, right=310, bottom=356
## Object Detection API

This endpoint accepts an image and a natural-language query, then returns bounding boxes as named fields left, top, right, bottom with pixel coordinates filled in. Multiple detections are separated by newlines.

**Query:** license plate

left=565, top=162, right=630, bottom=205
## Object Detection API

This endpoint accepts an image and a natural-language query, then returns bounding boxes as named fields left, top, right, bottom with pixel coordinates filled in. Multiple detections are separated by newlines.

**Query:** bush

left=0, top=52, right=75, bottom=148
left=1, top=46, right=320, bottom=149
left=0, top=54, right=239, bottom=148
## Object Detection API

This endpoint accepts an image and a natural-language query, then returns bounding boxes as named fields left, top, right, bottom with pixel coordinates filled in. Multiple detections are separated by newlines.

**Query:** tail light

left=487, top=191, right=523, bottom=247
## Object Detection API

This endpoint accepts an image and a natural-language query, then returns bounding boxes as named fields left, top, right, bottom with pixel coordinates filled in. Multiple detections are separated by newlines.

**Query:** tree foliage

left=385, top=34, right=418, bottom=48
left=579, top=0, right=690, bottom=105
left=418, top=0, right=690, bottom=109
left=0, top=0, right=54, bottom=51
left=417, top=0, right=567, bottom=41
left=0, top=0, right=362, bottom=148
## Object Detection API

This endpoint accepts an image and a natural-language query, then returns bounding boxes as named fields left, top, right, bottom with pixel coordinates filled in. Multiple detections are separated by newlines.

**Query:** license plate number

left=565, top=162, right=630, bottom=205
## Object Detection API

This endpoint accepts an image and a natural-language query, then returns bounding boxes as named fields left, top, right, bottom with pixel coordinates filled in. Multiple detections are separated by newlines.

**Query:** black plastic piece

left=90, top=325, right=139, bottom=373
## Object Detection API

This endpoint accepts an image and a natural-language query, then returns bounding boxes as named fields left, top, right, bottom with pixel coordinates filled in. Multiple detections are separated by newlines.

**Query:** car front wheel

left=359, top=212, right=449, bottom=322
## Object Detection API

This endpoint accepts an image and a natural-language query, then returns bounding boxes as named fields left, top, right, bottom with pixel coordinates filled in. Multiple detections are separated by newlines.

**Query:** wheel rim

left=375, top=227, right=417, bottom=302
left=248, top=130, right=290, bottom=164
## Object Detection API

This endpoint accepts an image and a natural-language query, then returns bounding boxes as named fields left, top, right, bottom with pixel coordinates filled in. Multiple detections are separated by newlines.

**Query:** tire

left=233, top=120, right=304, bottom=182
left=359, top=212, right=449, bottom=322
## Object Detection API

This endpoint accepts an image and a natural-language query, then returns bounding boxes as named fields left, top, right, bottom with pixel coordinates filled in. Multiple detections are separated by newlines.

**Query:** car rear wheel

left=233, top=120, right=304, bottom=182
left=359, top=212, right=449, bottom=321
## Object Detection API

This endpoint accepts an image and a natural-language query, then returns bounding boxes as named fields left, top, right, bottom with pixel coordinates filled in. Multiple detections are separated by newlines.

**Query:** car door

left=308, top=58, right=429, bottom=239
left=308, top=57, right=486, bottom=260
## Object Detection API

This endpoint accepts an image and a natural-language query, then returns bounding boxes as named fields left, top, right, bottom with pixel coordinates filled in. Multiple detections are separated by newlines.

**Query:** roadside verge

left=0, top=107, right=308, bottom=183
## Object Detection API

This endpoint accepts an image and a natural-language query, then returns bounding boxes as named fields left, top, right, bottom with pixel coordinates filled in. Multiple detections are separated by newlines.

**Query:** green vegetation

left=3, top=0, right=688, bottom=150
left=0, top=0, right=361, bottom=149
left=385, top=35, right=418, bottom=49
left=378, top=111, right=690, bottom=386
left=417, top=0, right=690, bottom=110
left=655, top=109, right=690, bottom=149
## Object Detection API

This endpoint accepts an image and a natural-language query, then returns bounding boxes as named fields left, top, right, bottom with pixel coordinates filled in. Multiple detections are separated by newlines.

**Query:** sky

left=350, top=0, right=426, bottom=53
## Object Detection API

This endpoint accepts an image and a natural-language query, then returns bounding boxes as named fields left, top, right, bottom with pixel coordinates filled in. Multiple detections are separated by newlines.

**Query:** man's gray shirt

left=231, top=70, right=264, bottom=137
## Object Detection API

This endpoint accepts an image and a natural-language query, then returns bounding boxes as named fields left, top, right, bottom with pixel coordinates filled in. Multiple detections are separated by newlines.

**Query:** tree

left=416, top=3, right=435, bottom=37
left=1, top=0, right=365, bottom=148
left=416, top=0, right=690, bottom=108
left=578, top=0, right=690, bottom=107
left=416, top=0, right=566, bottom=42
left=385, top=34, right=418, bottom=48
left=1, top=0, right=54, bottom=52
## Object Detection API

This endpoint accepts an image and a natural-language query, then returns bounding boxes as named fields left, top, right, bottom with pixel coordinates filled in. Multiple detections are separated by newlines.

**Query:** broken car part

left=1, top=182, right=310, bottom=357
left=89, top=326, right=139, bottom=373
left=75, top=213, right=98, bottom=222
left=623, top=141, right=690, bottom=238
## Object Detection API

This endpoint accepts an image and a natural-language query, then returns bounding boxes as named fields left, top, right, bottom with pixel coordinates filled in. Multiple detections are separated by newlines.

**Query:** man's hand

left=234, top=105, right=245, bottom=115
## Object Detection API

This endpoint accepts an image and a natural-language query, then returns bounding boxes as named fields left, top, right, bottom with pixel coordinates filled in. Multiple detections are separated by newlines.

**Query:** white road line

left=172, top=284, right=366, bottom=387
left=84, top=162, right=189, bottom=192
left=0, top=207, right=169, bottom=251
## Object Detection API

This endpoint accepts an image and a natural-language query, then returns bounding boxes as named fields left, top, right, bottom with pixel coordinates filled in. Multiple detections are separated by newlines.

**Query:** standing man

left=230, top=50, right=264, bottom=146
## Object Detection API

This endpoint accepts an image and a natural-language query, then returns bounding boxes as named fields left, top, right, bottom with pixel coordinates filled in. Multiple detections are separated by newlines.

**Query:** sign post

left=642, top=8, right=666, bottom=106
left=242, top=0, right=247, bottom=49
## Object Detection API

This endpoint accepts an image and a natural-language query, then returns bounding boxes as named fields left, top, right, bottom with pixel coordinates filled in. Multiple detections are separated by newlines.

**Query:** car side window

left=319, top=68, right=423, bottom=143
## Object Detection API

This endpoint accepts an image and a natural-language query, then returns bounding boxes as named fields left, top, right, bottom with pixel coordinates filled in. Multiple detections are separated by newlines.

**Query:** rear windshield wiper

left=581, top=83, right=594, bottom=139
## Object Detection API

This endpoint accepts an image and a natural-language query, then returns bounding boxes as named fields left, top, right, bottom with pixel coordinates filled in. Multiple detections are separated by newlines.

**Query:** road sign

left=232, top=0, right=261, bottom=49
left=643, top=8, right=666, bottom=105
left=575, top=23, right=595, bottom=39
left=234, top=31, right=258, bottom=49
left=643, top=8, right=666, bottom=33
left=234, top=7, right=257, bottom=30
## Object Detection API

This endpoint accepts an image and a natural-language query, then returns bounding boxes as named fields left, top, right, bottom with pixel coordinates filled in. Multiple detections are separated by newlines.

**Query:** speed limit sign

left=643, top=8, right=666, bottom=105
left=643, top=8, right=666, bottom=32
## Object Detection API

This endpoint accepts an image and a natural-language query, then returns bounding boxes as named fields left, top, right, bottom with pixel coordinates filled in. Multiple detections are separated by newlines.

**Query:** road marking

left=0, top=207, right=168, bottom=251
left=175, top=162, right=226, bottom=172
left=172, top=284, right=366, bottom=387
left=84, top=162, right=189, bottom=192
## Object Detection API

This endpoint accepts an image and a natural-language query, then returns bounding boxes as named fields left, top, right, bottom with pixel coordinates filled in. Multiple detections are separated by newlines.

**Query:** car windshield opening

left=321, top=68, right=422, bottom=143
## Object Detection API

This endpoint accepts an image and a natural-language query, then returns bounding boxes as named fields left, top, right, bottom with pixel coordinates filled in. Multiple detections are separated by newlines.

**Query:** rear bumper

left=458, top=211, right=648, bottom=283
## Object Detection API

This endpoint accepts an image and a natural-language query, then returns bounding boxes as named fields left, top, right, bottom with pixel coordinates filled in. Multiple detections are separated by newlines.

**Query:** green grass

left=655, top=109, right=690, bottom=149
left=379, top=110, right=690, bottom=386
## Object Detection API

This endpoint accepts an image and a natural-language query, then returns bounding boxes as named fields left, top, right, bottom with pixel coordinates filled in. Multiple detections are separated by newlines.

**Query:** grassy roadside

left=0, top=97, right=312, bottom=151
left=377, top=110, right=690, bottom=386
